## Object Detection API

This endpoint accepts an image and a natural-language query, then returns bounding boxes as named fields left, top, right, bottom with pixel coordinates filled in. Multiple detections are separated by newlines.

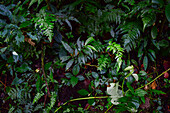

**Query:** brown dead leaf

left=25, top=37, right=35, bottom=46
left=151, top=81, right=157, bottom=89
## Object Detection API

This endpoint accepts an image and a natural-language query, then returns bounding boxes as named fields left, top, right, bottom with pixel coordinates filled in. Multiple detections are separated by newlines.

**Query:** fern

left=47, top=92, right=57, bottom=111
left=32, top=7, right=56, bottom=42
left=119, top=21, right=141, bottom=52
left=32, top=92, right=44, bottom=104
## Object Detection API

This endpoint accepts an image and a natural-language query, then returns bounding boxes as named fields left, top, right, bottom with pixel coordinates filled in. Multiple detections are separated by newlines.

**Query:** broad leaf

left=92, top=72, right=99, bottom=78
left=151, top=26, right=157, bottom=39
left=165, top=4, right=170, bottom=22
left=65, top=59, right=74, bottom=71
left=132, top=73, right=138, bottom=81
left=70, top=76, right=78, bottom=87
left=135, top=89, right=147, bottom=97
left=77, top=89, right=89, bottom=96
left=61, top=41, right=74, bottom=54
left=72, top=64, right=80, bottom=75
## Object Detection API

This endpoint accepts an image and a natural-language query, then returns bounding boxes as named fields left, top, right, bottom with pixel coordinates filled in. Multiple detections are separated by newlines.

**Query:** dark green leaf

left=165, top=4, right=170, bottom=22
left=77, top=75, right=85, bottom=81
left=72, top=64, right=80, bottom=75
left=143, top=56, right=148, bottom=70
left=158, top=40, right=169, bottom=48
left=65, top=73, right=73, bottom=78
left=151, top=26, right=157, bottom=39
left=148, top=49, right=156, bottom=59
left=66, top=59, right=74, bottom=71
left=77, top=89, right=89, bottom=96
left=50, top=70, right=54, bottom=83
left=88, top=99, right=95, bottom=105
left=151, top=89, right=166, bottom=95
left=135, top=89, right=147, bottom=97
left=60, top=56, right=71, bottom=62
left=85, top=37, right=95, bottom=46
left=45, top=62, right=52, bottom=71
left=70, top=76, right=78, bottom=87
left=131, top=59, right=138, bottom=66
left=94, top=79, right=100, bottom=88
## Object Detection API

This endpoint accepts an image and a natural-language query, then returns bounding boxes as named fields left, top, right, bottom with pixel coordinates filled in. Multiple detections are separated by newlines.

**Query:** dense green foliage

left=0, top=0, right=170, bottom=112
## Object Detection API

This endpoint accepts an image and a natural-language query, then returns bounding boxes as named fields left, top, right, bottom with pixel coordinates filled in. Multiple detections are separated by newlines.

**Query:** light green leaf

left=151, top=26, right=157, bottom=39
left=165, top=4, right=170, bottom=22
left=87, top=45, right=97, bottom=52
left=135, top=89, right=147, bottom=97
left=124, top=65, right=134, bottom=71
left=72, top=64, right=80, bottom=75
left=33, top=92, right=44, bottom=104
left=132, top=73, right=138, bottom=81
left=70, top=76, right=78, bottom=87
left=151, top=89, right=166, bottom=95
left=85, top=37, right=95, bottom=46
left=66, top=59, right=74, bottom=71
left=143, top=56, right=148, bottom=71
left=77, top=89, right=89, bottom=96
left=61, top=41, right=74, bottom=54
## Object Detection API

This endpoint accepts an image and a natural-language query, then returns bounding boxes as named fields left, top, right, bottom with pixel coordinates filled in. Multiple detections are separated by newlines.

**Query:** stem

left=41, top=44, right=51, bottom=96
left=55, top=96, right=109, bottom=112
left=85, top=63, right=98, bottom=68
left=135, top=68, right=170, bottom=90
left=105, top=104, right=114, bottom=113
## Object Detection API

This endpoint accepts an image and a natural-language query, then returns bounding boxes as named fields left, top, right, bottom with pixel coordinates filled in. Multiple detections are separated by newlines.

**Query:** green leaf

left=45, top=62, right=52, bottom=70
left=60, top=56, right=71, bottom=62
left=92, top=72, right=99, bottom=78
left=94, top=78, right=100, bottom=88
left=151, top=26, right=157, bottom=39
left=77, top=75, right=85, bottom=81
left=72, top=64, right=80, bottom=75
left=158, top=40, right=169, bottom=48
left=135, top=89, right=147, bottom=97
left=66, top=59, right=74, bottom=71
left=88, top=99, right=95, bottom=105
left=87, top=45, right=97, bottom=52
left=132, top=73, right=138, bottom=81
left=124, top=65, right=134, bottom=71
left=165, top=4, right=170, bottom=22
left=36, top=74, right=41, bottom=92
left=131, top=59, right=138, bottom=66
left=85, top=37, right=95, bottom=46
left=77, top=89, right=89, bottom=96
left=143, top=56, right=148, bottom=70
left=50, top=70, right=54, bottom=83
left=151, top=89, right=166, bottom=95
left=70, top=76, right=78, bottom=87
left=61, top=41, right=74, bottom=54
left=33, top=92, right=44, bottom=104
left=148, top=49, right=156, bottom=59
left=65, top=73, right=73, bottom=78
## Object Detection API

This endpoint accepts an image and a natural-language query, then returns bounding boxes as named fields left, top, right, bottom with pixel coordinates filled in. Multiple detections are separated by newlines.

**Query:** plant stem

left=41, top=44, right=51, bottom=97
left=55, top=96, right=109, bottom=112
left=135, top=68, right=170, bottom=90
left=105, top=104, right=114, bottom=113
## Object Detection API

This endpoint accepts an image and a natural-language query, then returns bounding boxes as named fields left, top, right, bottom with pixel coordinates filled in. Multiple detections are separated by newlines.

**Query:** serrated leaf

left=165, top=4, right=170, bottom=22
left=85, top=37, right=95, bottom=46
left=72, top=64, right=80, bottom=75
left=77, top=89, right=89, bottom=96
left=66, top=59, right=74, bottom=71
left=70, top=76, right=78, bottom=87
left=143, top=56, right=148, bottom=70
left=151, top=26, right=157, bottom=39
left=33, top=92, right=44, bottom=104
left=61, top=41, right=74, bottom=54
left=135, top=89, right=147, bottom=97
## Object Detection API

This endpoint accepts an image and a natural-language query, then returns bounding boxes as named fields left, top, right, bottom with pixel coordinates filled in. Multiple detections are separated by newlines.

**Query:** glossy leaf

left=85, top=37, right=95, bottom=46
